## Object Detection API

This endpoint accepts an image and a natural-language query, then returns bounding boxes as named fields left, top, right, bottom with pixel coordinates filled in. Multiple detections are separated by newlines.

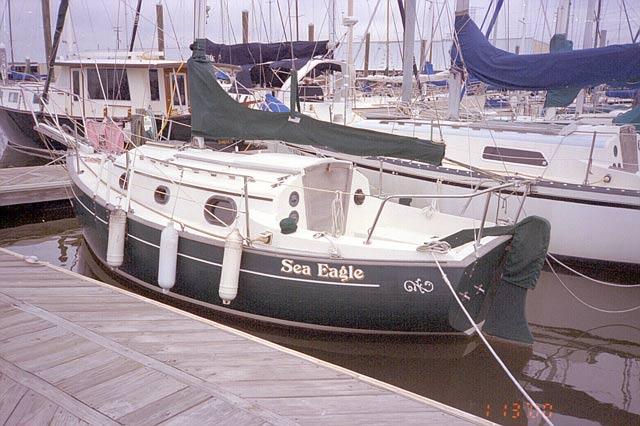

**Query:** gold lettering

left=281, top=259, right=293, bottom=273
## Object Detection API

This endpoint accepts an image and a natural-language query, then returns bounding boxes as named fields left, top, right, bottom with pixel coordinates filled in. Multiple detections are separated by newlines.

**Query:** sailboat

left=54, top=1, right=551, bottom=345
left=266, top=2, right=640, bottom=269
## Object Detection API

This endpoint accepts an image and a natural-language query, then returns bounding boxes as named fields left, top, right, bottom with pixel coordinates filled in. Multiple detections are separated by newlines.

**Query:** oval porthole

left=289, top=210, right=299, bottom=224
left=118, top=172, right=129, bottom=190
left=154, top=185, right=170, bottom=204
left=354, top=189, right=365, bottom=205
left=204, top=196, right=237, bottom=226
left=289, top=191, right=300, bottom=207
left=613, top=145, right=618, bottom=157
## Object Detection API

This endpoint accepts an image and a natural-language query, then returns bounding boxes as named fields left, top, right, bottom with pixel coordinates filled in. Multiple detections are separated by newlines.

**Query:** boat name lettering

left=403, top=278, right=434, bottom=294
left=281, top=259, right=365, bottom=282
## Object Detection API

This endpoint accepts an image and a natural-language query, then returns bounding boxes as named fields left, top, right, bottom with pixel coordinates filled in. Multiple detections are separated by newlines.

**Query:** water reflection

left=1, top=219, right=639, bottom=426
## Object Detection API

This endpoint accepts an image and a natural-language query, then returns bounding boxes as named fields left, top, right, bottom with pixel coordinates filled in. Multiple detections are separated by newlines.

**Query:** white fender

left=158, top=222, right=179, bottom=293
left=106, top=208, right=127, bottom=267
left=219, top=228, right=243, bottom=304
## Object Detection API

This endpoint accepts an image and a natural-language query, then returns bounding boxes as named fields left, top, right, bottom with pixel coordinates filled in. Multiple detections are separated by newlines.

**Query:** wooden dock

left=0, top=165, right=70, bottom=207
left=0, top=247, right=491, bottom=425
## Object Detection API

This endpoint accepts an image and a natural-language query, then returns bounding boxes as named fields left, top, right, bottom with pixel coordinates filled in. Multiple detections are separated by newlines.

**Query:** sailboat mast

left=129, top=0, right=143, bottom=52
left=194, top=0, right=207, bottom=40
left=400, top=0, right=416, bottom=103
left=343, top=0, right=356, bottom=124
left=447, top=0, right=469, bottom=120
left=41, top=0, right=52, bottom=71
left=593, top=0, right=602, bottom=47
left=7, top=0, right=14, bottom=67
left=555, top=0, right=571, bottom=36
left=519, top=0, right=527, bottom=54
left=385, top=0, right=390, bottom=75
left=42, top=0, right=69, bottom=103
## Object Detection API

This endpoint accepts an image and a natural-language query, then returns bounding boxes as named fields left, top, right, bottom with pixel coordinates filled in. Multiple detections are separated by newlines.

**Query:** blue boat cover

left=260, top=94, right=290, bottom=113
left=452, top=14, right=640, bottom=90
left=606, top=89, right=638, bottom=99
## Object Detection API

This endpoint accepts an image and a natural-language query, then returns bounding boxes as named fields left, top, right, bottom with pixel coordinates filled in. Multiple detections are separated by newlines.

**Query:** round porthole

left=154, top=185, right=170, bottom=204
left=289, top=191, right=300, bottom=207
left=354, top=189, right=365, bottom=205
left=118, top=172, right=129, bottom=190
left=289, top=210, right=299, bottom=224
left=613, top=145, right=618, bottom=157
left=204, top=196, right=237, bottom=226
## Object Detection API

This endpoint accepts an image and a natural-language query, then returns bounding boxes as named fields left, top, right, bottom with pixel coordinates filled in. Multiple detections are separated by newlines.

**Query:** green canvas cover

left=543, top=34, right=582, bottom=109
left=613, top=106, right=640, bottom=131
left=187, top=40, right=445, bottom=165
left=443, top=216, right=550, bottom=344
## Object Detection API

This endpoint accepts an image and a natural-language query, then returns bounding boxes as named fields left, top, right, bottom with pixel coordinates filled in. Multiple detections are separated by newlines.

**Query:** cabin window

left=482, top=146, right=548, bottom=167
left=118, top=172, right=129, bottom=190
left=353, top=189, right=365, bottom=205
left=8, top=92, right=19, bottom=103
left=204, top=196, right=236, bottom=226
left=154, top=185, right=170, bottom=204
left=72, top=70, right=80, bottom=99
left=172, top=74, right=186, bottom=106
left=149, top=69, right=160, bottom=101
left=289, top=191, right=299, bottom=207
left=87, top=68, right=131, bottom=100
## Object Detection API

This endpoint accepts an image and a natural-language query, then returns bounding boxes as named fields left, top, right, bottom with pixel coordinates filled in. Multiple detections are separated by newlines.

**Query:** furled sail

left=452, top=14, right=640, bottom=90
left=188, top=40, right=445, bottom=165
left=205, top=40, right=332, bottom=66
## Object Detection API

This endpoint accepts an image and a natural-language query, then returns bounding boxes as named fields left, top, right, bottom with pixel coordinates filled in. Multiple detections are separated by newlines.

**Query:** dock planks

left=0, top=165, right=70, bottom=206
left=0, top=248, right=492, bottom=425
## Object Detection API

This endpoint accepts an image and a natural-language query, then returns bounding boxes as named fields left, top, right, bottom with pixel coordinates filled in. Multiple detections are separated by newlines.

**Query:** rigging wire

left=547, top=254, right=640, bottom=288
left=546, top=259, right=640, bottom=314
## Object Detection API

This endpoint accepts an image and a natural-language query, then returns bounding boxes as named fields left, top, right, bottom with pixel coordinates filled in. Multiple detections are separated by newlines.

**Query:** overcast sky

left=2, top=0, right=638, bottom=63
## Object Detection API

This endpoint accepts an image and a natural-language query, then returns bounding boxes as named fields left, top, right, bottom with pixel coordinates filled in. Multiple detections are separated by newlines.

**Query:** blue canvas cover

left=260, top=94, right=290, bottom=113
left=452, top=14, right=640, bottom=90
left=205, top=40, right=331, bottom=66
left=606, top=89, right=638, bottom=99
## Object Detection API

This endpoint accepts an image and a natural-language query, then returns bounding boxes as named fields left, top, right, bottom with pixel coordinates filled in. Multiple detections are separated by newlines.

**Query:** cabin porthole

left=613, top=145, right=618, bottom=157
left=154, top=185, right=170, bottom=204
left=354, top=189, right=365, bottom=205
left=289, top=191, right=300, bottom=207
left=118, top=172, right=129, bottom=190
left=204, top=196, right=237, bottom=226
left=289, top=210, right=299, bottom=224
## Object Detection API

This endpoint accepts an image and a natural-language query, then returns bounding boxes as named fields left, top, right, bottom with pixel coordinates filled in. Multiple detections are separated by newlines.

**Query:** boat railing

left=364, top=180, right=531, bottom=246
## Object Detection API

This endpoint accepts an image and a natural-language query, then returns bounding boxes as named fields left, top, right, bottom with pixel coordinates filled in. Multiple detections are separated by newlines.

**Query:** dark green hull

left=72, top=184, right=508, bottom=335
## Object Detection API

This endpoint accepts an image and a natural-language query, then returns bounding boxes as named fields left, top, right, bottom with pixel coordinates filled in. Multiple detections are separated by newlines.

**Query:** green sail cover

left=187, top=40, right=445, bottom=165
left=543, top=34, right=582, bottom=109
left=613, top=106, right=640, bottom=131
left=443, top=216, right=551, bottom=344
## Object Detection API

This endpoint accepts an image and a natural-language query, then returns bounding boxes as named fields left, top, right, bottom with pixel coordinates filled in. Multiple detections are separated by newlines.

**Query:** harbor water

left=1, top=207, right=638, bottom=426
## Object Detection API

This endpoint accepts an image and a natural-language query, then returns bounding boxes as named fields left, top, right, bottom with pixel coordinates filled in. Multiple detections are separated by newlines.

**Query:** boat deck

left=0, top=165, right=70, bottom=207
left=0, top=247, right=490, bottom=425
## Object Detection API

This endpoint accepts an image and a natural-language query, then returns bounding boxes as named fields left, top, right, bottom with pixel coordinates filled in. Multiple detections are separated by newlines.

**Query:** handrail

left=364, top=181, right=528, bottom=245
